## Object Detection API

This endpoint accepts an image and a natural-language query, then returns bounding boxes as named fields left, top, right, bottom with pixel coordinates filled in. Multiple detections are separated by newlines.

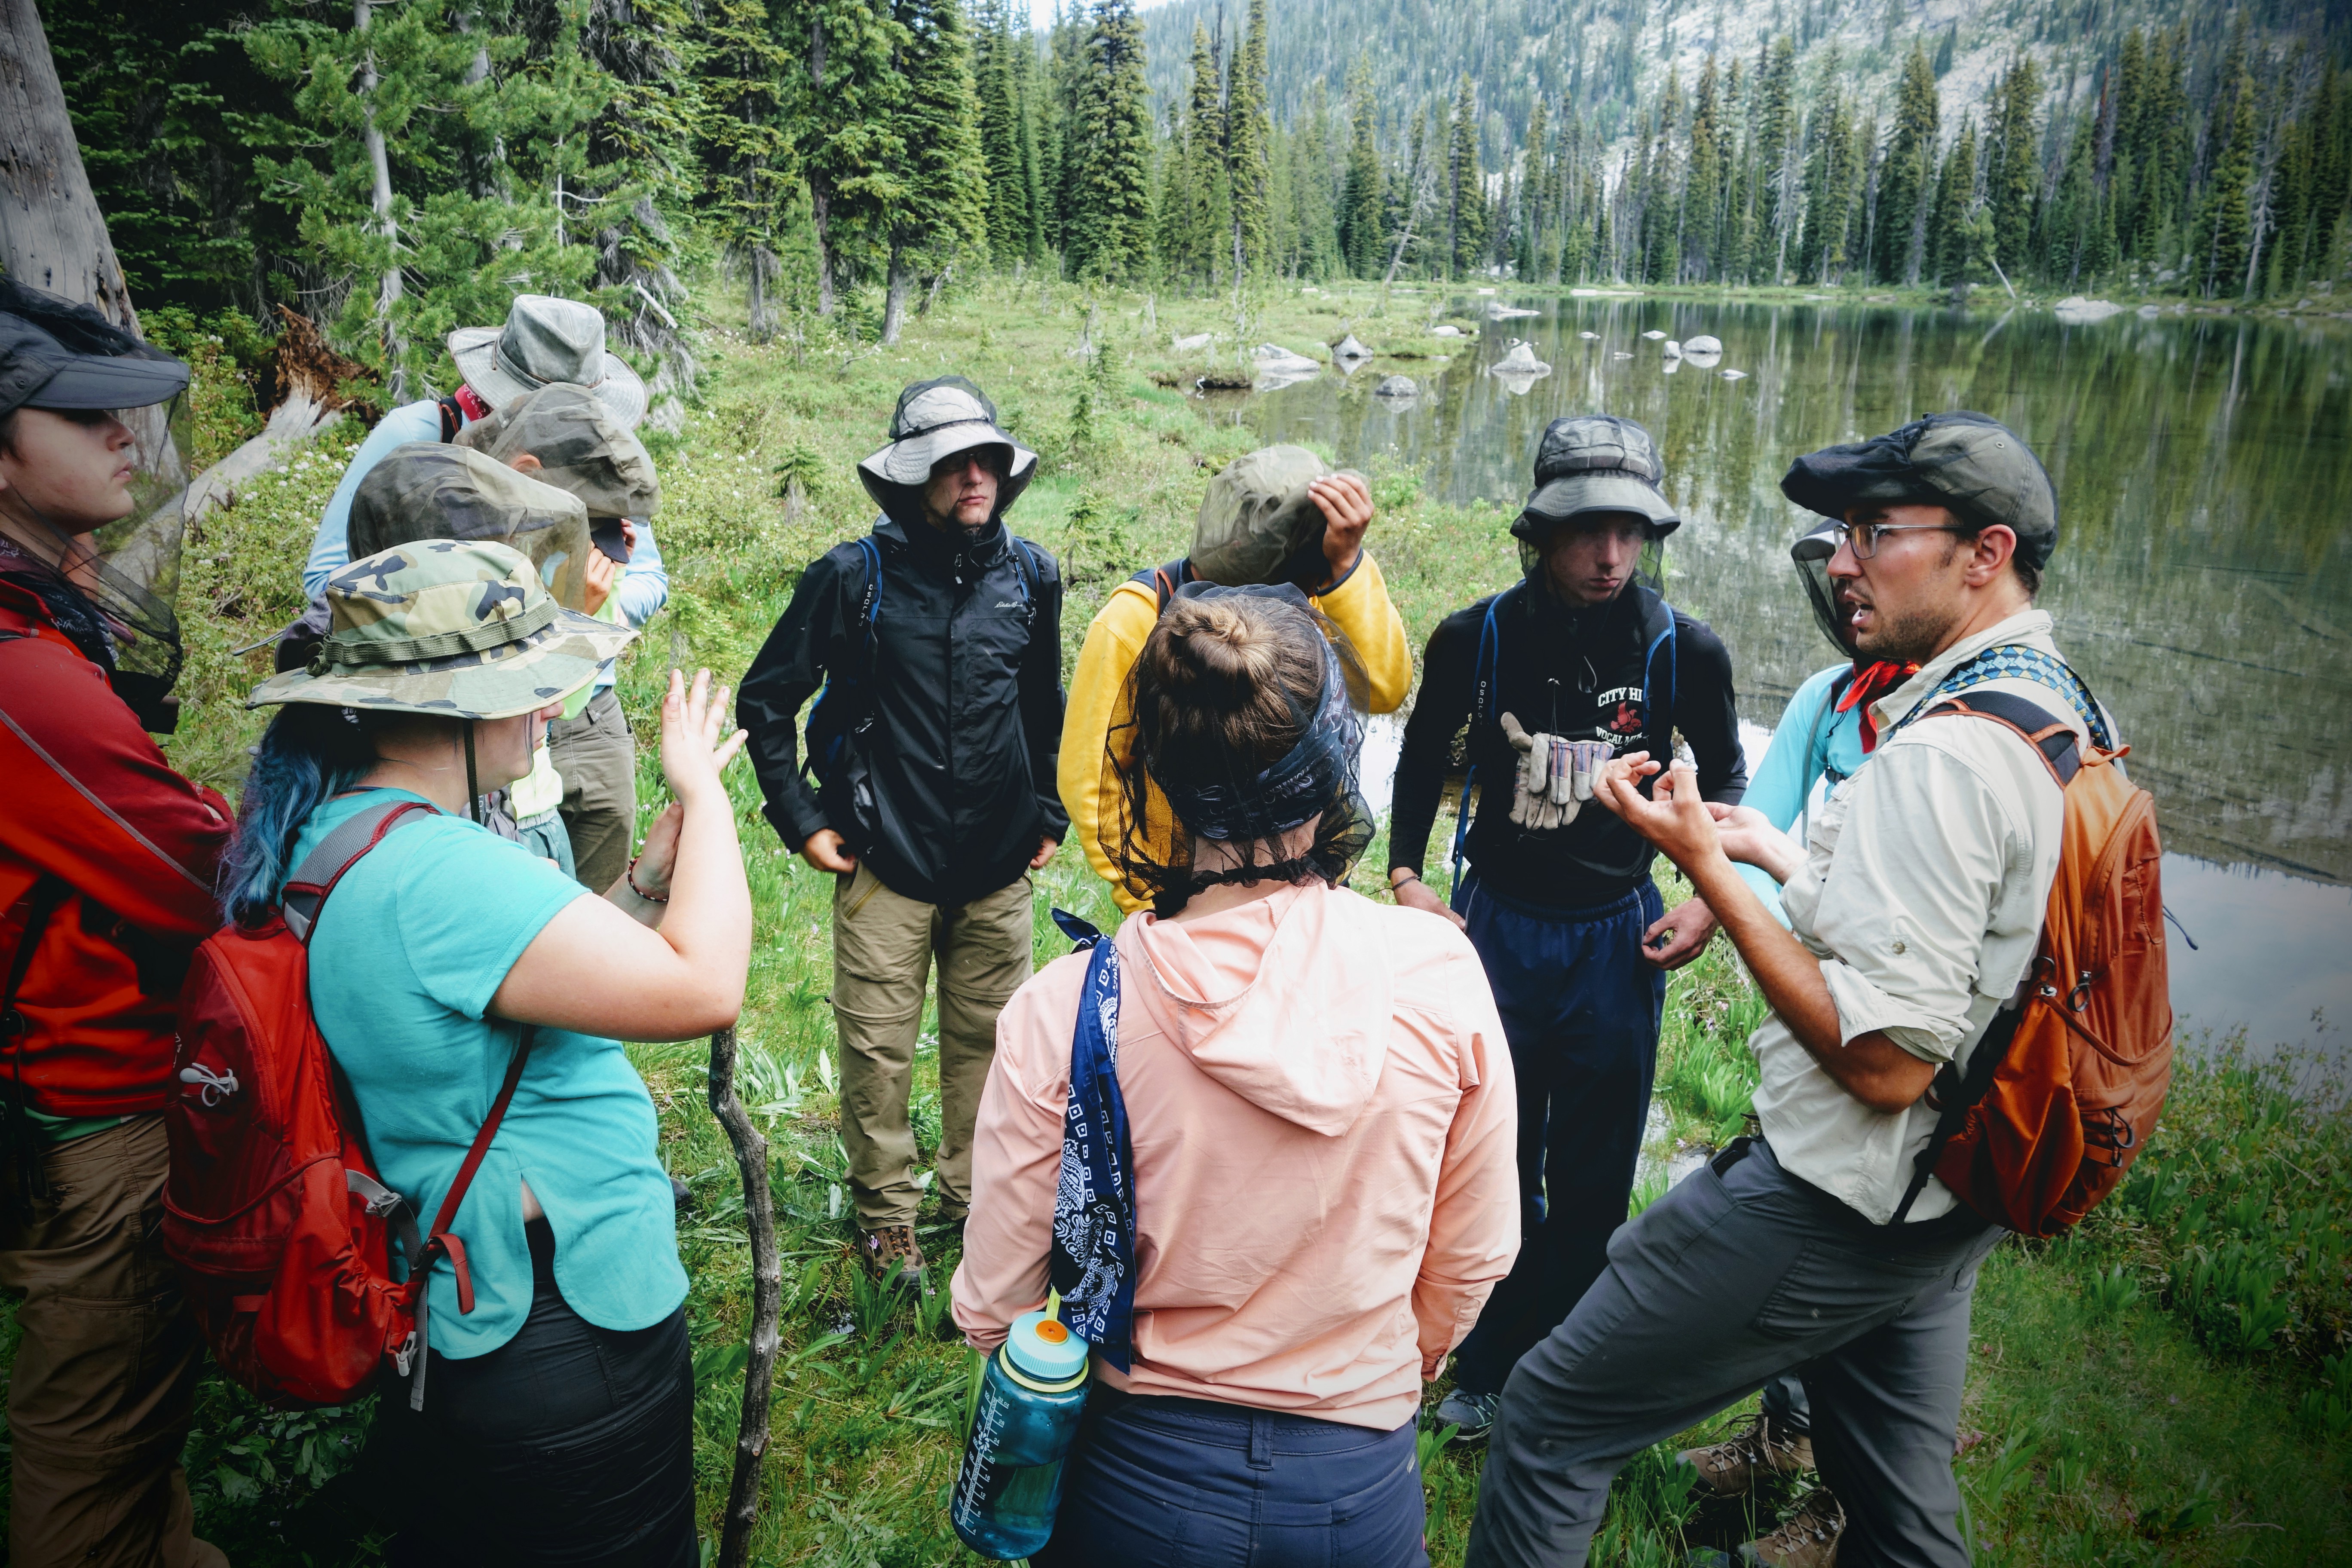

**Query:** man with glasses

left=1467, top=413, right=2105, bottom=1568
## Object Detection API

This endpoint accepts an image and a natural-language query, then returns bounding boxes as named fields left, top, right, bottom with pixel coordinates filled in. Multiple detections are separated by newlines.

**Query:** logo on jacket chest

left=1595, top=685, right=1647, bottom=737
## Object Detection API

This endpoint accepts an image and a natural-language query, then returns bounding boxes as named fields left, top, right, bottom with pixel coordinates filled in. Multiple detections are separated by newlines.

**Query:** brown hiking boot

left=856, top=1223, right=926, bottom=1290
left=1741, top=1488, right=1844, bottom=1568
left=1678, top=1411, right=1815, bottom=1497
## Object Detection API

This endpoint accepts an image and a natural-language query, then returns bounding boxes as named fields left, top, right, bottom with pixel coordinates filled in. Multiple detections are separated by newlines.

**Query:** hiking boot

left=1433, top=1387, right=1501, bottom=1443
left=1741, top=1488, right=1844, bottom=1568
left=855, top=1223, right=926, bottom=1290
left=1678, top=1411, right=1814, bottom=1497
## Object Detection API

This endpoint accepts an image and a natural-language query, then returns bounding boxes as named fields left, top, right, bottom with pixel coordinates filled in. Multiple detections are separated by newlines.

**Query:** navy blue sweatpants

left=1032, top=1390, right=1427, bottom=1567
left=1448, top=874, right=1666, bottom=1398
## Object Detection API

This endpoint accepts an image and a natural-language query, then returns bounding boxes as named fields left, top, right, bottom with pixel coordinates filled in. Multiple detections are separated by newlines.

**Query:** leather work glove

left=1500, top=712, right=1580, bottom=831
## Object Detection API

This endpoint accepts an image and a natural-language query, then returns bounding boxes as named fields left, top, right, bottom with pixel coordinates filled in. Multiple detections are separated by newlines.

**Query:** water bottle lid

left=1004, top=1309, right=1090, bottom=1384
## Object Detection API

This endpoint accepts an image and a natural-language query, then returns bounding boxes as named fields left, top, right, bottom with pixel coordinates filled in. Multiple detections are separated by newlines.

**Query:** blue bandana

left=1047, top=910, right=1138, bottom=1370
left=1155, top=634, right=1360, bottom=844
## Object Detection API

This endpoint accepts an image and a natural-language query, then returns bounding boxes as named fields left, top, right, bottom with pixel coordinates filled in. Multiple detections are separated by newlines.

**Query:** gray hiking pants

left=1463, top=1138, right=2003, bottom=1568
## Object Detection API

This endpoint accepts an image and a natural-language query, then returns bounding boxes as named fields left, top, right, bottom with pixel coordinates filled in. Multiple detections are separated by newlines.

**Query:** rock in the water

left=1332, top=334, right=1371, bottom=359
left=1475, top=287, right=1497, bottom=295
left=1660, top=355, right=1682, bottom=375
left=2137, top=303, right=2162, bottom=318
left=1684, top=334, right=1723, bottom=354
left=1719, top=368, right=1748, bottom=380
left=1611, top=350, right=1635, bottom=359
left=2053, top=295, right=2126, bottom=324
left=1486, top=300, right=1537, bottom=319
left=1170, top=331, right=1213, bottom=352
left=1431, top=324, right=1465, bottom=337
left=1493, top=340, right=1550, bottom=374
left=1253, top=343, right=1320, bottom=373
left=1373, top=374, right=1419, bottom=398
left=1642, top=329, right=1668, bottom=340
left=1579, top=330, right=1602, bottom=340
left=1662, top=339, right=1682, bottom=358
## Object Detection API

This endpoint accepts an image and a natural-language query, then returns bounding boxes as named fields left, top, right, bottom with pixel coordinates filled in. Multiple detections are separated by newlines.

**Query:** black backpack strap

left=1919, top=690, right=2081, bottom=787
left=1887, top=986, right=2037, bottom=1226
left=1129, top=558, right=1190, bottom=614
left=436, top=395, right=466, bottom=444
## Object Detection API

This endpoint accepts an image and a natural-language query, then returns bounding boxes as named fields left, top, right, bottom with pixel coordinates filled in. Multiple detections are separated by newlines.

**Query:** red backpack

left=163, top=798, right=533, bottom=1409
left=1890, top=679, right=2173, bottom=1236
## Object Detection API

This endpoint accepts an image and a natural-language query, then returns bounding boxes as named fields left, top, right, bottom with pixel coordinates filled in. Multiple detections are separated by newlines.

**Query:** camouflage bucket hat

left=455, top=381, right=660, bottom=520
left=349, top=444, right=596, bottom=611
left=246, top=540, right=635, bottom=720
left=1780, top=410, right=2059, bottom=569
left=1191, top=445, right=1352, bottom=586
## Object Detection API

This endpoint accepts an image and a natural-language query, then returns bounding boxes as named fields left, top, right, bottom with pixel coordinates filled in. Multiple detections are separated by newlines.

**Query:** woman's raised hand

left=659, top=668, right=747, bottom=810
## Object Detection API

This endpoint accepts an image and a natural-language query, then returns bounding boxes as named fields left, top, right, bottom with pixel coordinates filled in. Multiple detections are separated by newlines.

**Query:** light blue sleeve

left=1736, top=665, right=1847, bottom=926
left=390, top=819, right=590, bottom=1020
left=615, top=519, right=668, bottom=628
left=303, top=401, right=450, bottom=597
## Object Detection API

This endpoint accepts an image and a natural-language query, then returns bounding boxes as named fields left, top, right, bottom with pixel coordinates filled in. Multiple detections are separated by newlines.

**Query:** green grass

left=3, top=273, right=2343, bottom=1564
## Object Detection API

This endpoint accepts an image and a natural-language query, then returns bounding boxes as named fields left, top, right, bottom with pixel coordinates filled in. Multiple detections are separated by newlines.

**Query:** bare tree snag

left=706, top=1025, right=782, bottom=1568
left=0, top=0, right=138, bottom=328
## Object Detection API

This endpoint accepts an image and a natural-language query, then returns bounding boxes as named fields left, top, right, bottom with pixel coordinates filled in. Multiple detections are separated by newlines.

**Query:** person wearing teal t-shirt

left=224, top=539, right=749, bottom=1568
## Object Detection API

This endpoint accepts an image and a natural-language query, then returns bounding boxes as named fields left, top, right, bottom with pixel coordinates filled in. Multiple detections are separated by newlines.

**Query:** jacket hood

left=1120, top=882, right=1388, bottom=1137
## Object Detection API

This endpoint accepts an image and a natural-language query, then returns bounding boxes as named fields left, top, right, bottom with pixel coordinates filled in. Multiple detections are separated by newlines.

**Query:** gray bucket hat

left=1780, top=411, right=2058, bottom=569
left=349, top=444, right=597, bottom=612
left=447, top=295, right=647, bottom=427
left=247, top=539, right=634, bottom=720
left=1512, top=414, right=1681, bottom=540
left=455, top=381, right=660, bottom=521
left=856, top=376, right=1038, bottom=514
left=1190, top=444, right=1343, bottom=586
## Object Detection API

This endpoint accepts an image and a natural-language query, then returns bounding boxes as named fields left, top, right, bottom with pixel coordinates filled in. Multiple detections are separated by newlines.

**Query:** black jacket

left=1390, top=581, right=1746, bottom=911
left=738, top=513, right=1066, bottom=908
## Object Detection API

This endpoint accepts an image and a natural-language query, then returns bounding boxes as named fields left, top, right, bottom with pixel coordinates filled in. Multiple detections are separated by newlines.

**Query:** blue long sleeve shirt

left=1739, top=663, right=1869, bottom=924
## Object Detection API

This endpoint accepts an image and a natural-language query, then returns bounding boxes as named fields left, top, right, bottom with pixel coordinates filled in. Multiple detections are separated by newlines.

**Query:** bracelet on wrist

left=1389, top=869, right=1420, bottom=890
left=626, top=854, right=670, bottom=904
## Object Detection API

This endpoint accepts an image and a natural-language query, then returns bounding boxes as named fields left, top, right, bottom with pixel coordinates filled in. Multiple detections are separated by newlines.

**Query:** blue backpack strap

left=1891, top=645, right=2109, bottom=751
left=1451, top=586, right=1513, bottom=901
left=1640, top=590, right=1676, bottom=757
left=800, top=536, right=885, bottom=786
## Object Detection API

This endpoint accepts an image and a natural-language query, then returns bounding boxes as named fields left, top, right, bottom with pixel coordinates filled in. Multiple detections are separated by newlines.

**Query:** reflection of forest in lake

left=1245, top=297, right=2352, bottom=1054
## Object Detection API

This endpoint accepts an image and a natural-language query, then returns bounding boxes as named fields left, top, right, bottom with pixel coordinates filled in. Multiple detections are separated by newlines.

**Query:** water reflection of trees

left=1246, top=300, right=2352, bottom=884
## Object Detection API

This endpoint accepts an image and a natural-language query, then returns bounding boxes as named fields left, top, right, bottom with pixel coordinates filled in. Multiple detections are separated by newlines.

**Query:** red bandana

left=454, top=383, right=493, bottom=423
left=1837, top=659, right=1922, bottom=753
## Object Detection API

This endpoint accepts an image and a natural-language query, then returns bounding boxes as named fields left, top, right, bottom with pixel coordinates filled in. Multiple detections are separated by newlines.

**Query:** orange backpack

left=1890, top=680, right=2173, bottom=1236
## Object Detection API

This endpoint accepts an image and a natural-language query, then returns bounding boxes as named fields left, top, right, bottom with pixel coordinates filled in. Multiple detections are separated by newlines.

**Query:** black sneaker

left=1434, top=1387, right=1501, bottom=1442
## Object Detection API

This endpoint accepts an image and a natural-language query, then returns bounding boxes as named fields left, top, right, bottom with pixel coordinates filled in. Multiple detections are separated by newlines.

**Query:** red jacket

left=0, top=578, right=232, bottom=1115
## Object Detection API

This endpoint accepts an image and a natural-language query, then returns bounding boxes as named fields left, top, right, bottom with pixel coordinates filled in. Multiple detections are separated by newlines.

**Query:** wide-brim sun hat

left=248, top=539, right=635, bottom=720
left=856, top=376, right=1038, bottom=514
left=1511, top=412, right=1681, bottom=540
left=448, top=294, right=647, bottom=428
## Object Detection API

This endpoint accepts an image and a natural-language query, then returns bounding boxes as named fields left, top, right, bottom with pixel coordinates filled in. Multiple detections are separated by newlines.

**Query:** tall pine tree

left=780, top=0, right=903, bottom=315
left=1875, top=41, right=1939, bottom=284
left=1446, top=73, right=1486, bottom=278
left=1225, top=0, right=1272, bottom=278
left=1337, top=53, right=1384, bottom=277
left=878, top=0, right=984, bottom=343
left=1066, top=0, right=1151, bottom=281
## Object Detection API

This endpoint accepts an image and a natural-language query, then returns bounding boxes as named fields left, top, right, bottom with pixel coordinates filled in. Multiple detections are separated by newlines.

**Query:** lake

left=1243, top=294, right=2352, bottom=1065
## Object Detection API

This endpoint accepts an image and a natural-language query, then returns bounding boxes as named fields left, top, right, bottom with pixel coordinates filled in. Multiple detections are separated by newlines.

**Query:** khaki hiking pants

left=0, top=1114, right=224, bottom=1568
left=831, top=865, right=1033, bottom=1229
left=549, top=688, right=638, bottom=894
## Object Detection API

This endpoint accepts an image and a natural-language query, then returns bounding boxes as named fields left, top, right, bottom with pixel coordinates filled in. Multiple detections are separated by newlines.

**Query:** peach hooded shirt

left=950, top=880, right=1519, bottom=1431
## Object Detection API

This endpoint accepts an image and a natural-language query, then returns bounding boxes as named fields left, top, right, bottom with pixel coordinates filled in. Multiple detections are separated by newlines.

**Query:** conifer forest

left=15, top=0, right=2352, bottom=1563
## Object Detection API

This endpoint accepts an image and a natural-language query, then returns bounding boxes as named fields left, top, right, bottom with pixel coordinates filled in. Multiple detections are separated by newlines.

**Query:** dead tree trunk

left=0, top=0, right=138, bottom=327
left=706, top=1025, right=781, bottom=1568
left=879, top=241, right=912, bottom=346
left=353, top=0, right=407, bottom=402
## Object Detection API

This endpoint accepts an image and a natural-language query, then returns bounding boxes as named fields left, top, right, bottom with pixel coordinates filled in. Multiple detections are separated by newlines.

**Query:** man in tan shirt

left=1467, top=414, right=2110, bottom=1568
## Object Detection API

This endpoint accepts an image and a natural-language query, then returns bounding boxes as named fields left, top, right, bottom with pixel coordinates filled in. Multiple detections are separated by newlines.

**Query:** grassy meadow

left=2, top=276, right=2343, bottom=1565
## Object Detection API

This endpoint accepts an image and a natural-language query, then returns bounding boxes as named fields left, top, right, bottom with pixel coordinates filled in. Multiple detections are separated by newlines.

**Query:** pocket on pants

left=1748, top=1240, right=1951, bottom=1341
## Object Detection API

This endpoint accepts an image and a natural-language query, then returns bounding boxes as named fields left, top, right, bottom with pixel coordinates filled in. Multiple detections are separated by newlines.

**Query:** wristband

left=1389, top=869, right=1420, bottom=890
left=626, top=854, right=670, bottom=903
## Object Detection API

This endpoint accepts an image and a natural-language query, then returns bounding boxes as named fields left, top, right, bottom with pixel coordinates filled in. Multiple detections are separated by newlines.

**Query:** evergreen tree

left=974, top=0, right=1029, bottom=265
left=1011, top=29, right=1050, bottom=262
left=1988, top=55, right=2042, bottom=280
left=779, top=0, right=903, bottom=315
left=1875, top=41, right=1939, bottom=284
left=580, top=0, right=698, bottom=413
left=1684, top=54, right=1724, bottom=280
left=879, top=0, right=985, bottom=343
left=1753, top=34, right=1797, bottom=282
left=2195, top=32, right=2258, bottom=298
left=1226, top=0, right=1273, bottom=277
left=1337, top=53, right=1384, bottom=278
left=1292, top=78, right=1339, bottom=280
left=693, top=0, right=792, bottom=336
left=1446, top=72, right=1486, bottom=277
left=1066, top=0, right=1151, bottom=280
left=1931, top=116, right=1978, bottom=288
left=1520, top=92, right=1551, bottom=279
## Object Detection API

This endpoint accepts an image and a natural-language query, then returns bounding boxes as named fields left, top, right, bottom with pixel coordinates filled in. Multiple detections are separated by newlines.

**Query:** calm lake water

left=1243, top=295, right=2352, bottom=1064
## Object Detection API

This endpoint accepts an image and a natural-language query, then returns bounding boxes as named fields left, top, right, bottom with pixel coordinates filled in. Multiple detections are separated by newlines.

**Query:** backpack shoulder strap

left=1130, top=557, right=1190, bottom=614
left=436, top=395, right=466, bottom=444
left=282, top=799, right=441, bottom=943
left=1917, top=690, right=2082, bottom=788
left=850, top=534, right=884, bottom=678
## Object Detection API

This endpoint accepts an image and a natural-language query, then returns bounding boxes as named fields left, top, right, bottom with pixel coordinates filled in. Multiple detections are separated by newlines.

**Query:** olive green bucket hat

left=349, top=444, right=596, bottom=611
left=455, top=381, right=660, bottom=521
left=247, top=540, right=635, bottom=720
left=1191, top=444, right=1359, bottom=586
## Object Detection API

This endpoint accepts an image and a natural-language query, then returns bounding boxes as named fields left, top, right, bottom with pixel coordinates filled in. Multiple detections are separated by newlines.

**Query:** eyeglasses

left=1838, top=521, right=1965, bottom=560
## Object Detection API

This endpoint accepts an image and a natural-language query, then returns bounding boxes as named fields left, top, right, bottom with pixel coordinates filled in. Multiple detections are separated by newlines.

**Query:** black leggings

left=370, top=1219, right=696, bottom=1568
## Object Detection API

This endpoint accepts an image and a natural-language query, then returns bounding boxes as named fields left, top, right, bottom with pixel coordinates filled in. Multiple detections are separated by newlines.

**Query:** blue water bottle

left=951, top=1308, right=1092, bottom=1559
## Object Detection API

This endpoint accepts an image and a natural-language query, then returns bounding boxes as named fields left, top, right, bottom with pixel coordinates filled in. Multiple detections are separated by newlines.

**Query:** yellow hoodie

left=1058, top=554, right=1412, bottom=912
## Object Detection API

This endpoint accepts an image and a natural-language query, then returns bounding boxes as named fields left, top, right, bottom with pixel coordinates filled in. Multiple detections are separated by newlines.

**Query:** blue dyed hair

left=220, top=704, right=390, bottom=926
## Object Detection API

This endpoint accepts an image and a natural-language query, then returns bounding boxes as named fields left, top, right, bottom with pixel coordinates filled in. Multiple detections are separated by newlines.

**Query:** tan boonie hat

left=349, top=444, right=596, bottom=612
left=857, top=376, right=1038, bottom=515
left=447, top=294, right=648, bottom=427
left=1191, top=445, right=1354, bottom=586
left=247, top=540, right=634, bottom=720
left=455, top=382, right=660, bottom=520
